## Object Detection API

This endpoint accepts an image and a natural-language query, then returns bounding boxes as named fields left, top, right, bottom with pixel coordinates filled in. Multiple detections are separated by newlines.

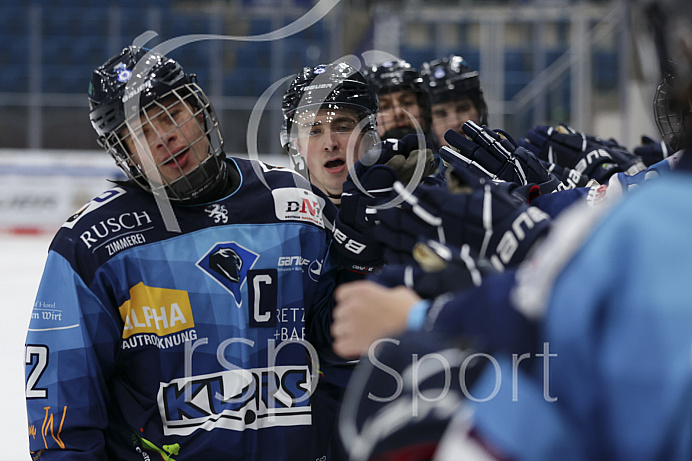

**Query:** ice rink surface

left=1, top=233, right=51, bottom=459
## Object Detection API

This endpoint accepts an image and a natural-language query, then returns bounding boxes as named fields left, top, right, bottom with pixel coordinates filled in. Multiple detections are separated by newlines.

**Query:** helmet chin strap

left=288, top=146, right=340, bottom=200
left=166, top=154, right=233, bottom=204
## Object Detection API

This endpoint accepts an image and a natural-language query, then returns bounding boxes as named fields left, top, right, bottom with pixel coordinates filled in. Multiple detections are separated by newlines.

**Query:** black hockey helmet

left=281, top=61, right=379, bottom=150
left=88, top=46, right=226, bottom=203
left=420, top=54, right=488, bottom=125
left=89, top=46, right=191, bottom=137
left=363, top=59, right=424, bottom=97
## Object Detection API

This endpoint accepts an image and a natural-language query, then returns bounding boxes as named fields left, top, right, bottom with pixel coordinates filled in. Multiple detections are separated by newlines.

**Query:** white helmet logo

left=114, top=63, right=132, bottom=83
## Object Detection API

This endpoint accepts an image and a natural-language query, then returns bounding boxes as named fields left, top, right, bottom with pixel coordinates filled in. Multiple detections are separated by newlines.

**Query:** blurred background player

left=24, top=46, right=343, bottom=460
left=420, top=54, right=489, bottom=148
left=363, top=59, right=434, bottom=143
left=281, top=62, right=379, bottom=205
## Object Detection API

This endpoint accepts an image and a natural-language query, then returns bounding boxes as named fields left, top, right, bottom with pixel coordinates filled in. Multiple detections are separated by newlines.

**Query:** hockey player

left=24, top=46, right=344, bottom=460
left=281, top=61, right=439, bottom=208
left=420, top=54, right=489, bottom=147
left=363, top=59, right=434, bottom=142
left=281, top=62, right=380, bottom=205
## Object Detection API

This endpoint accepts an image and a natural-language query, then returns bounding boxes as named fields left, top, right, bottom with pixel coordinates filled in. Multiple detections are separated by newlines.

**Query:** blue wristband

left=407, top=299, right=431, bottom=330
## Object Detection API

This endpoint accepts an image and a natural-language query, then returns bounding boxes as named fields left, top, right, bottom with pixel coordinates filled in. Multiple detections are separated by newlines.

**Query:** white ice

left=1, top=233, right=51, bottom=460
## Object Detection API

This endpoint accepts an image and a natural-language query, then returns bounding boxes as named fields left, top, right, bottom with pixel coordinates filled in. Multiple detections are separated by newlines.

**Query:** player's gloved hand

left=335, top=134, right=436, bottom=271
left=520, top=124, right=644, bottom=183
left=440, top=121, right=563, bottom=197
left=358, top=134, right=437, bottom=186
left=585, top=132, right=648, bottom=176
left=588, top=150, right=681, bottom=205
left=372, top=166, right=552, bottom=271
left=372, top=240, right=495, bottom=299
left=541, top=159, right=590, bottom=189
left=633, top=135, right=673, bottom=167
left=332, top=165, right=398, bottom=272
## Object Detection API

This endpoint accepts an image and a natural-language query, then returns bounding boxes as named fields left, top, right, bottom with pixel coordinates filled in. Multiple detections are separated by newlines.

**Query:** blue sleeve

left=303, top=251, right=338, bottom=362
left=406, top=299, right=431, bottom=330
left=498, top=174, right=692, bottom=459
left=304, top=245, right=365, bottom=387
left=537, top=178, right=692, bottom=459
left=25, top=251, right=121, bottom=458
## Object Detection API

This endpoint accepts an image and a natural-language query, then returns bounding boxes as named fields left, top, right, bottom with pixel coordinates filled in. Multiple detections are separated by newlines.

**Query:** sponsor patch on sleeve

left=62, top=187, right=126, bottom=230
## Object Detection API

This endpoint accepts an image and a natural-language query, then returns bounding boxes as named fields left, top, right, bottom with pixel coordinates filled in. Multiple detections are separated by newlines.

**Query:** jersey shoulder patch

left=62, top=187, right=127, bottom=230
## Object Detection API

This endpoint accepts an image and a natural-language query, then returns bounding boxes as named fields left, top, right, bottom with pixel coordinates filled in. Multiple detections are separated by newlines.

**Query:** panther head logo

left=196, top=242, right=260, bottom=307
left=209, top=247, right=243, bottom=283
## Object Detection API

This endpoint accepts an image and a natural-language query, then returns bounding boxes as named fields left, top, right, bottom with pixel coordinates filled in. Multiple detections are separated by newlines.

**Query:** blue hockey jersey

left=25, top=157, right=342, bottom=460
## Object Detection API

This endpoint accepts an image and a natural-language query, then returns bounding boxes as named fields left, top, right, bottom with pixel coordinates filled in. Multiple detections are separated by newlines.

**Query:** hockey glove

left=372, top=240, right=494, bottom=299
left=358, top=134, right=437, bottom=186
left=372, top=166, right=552, bottom=271
left=441, top=122, right=563, bottom=197
left=587, top=150, right=681, bottom=205
left=584, top=131, right=647, bottom=175
left=521, top=124, right=644, bottom=183
left=633, top=135, right=673, bottom=167
left=332, top=165, right=398, bottom=271
left=541, top=159, right=590, bottom=189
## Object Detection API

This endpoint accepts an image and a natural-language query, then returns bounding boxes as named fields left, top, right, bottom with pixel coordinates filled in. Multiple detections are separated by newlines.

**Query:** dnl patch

left=157, top=366, right=312, bottom=436
left=196, top=242, right=259, bottom=307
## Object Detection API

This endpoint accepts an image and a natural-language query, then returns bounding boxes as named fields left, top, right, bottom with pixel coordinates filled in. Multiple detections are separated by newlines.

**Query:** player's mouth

left=164, top=148, right=191, bottom=169
left=324, top=158, right=346, bottom=174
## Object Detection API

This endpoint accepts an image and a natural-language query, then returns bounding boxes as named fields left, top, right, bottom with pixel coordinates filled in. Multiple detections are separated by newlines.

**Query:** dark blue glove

left=584, top=131, right=647, bottom=175
left=372, top=166, right=551, bottom=270
left=633, top=135, right=673, bottom=167
left=520, top=123, right=645, bottom=183
left=540, top=159, right=590, bottom=189
left=332, top=165, right=398, bottom=272
left=371, top=240, right=496, bottom=299
left=441, top=122, right=563, bottom=197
